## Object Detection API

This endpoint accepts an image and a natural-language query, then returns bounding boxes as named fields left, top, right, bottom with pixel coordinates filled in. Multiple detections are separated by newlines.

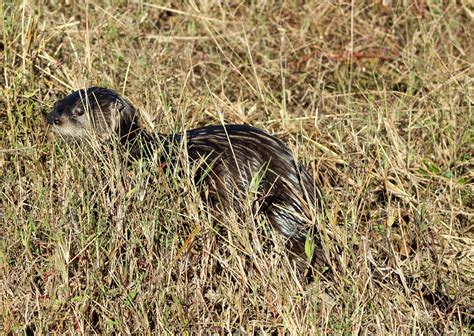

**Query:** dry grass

left=1, top=1, right=473, bottom=334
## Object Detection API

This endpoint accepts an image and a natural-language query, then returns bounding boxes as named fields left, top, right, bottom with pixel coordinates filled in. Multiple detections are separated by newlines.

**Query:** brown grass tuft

left=1, top=1, right=472, bottom=334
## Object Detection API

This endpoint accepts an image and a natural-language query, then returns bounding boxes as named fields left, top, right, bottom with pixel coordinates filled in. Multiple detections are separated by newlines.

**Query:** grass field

left=1, top=1, right=473, bottom=334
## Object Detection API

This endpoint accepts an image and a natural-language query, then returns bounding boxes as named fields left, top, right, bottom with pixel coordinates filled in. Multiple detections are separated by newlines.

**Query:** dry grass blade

left=1, top=1, right=472, bottom=334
